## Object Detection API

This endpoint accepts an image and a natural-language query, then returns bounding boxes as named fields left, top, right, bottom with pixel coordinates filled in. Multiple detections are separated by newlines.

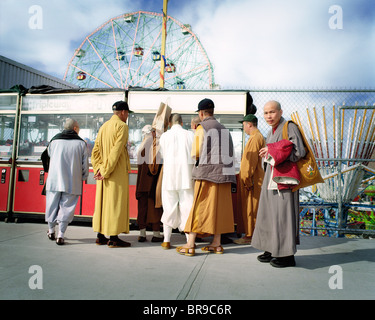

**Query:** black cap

left=112, top=101, right=133, bottom=113
left=196, top=98, right=215, bottom=112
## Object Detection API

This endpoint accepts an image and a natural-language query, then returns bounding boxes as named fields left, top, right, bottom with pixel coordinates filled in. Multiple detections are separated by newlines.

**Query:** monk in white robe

left=159, top=114, right=194, bottom=249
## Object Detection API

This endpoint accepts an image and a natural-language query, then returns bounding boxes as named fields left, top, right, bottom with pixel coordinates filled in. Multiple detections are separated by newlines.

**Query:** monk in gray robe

left=45, top=118, right=89, bottom=245
left=252, top=101, right=306, bottom=267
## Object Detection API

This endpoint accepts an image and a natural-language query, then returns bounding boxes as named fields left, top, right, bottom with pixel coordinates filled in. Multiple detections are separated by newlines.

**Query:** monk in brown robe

left=178, top=98, right=236, bottom=256
left=136, top=126, right=163, bottom=242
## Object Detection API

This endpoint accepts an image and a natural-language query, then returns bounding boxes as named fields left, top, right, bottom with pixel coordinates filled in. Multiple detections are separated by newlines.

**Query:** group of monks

left=90, top=98, right=306, bottom=268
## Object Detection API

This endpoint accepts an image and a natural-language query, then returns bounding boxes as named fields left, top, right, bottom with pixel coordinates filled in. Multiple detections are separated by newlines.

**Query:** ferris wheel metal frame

left=63, top=10, right=215, bottom=90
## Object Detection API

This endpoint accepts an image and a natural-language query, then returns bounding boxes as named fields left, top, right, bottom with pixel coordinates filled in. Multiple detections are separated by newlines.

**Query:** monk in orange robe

left=234, top=114, right=265, bottom=244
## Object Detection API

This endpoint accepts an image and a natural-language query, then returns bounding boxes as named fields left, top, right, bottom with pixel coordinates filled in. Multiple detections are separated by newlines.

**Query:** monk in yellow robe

left=91, top=101, right=132, bottom=248
left=234, top=114, right=265, bottom=244
left=179, top=98, right=236, bottom=256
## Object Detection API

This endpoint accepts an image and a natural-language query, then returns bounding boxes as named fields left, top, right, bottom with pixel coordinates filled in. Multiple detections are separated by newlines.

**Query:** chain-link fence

left=249, top=89, right=375, bottom=238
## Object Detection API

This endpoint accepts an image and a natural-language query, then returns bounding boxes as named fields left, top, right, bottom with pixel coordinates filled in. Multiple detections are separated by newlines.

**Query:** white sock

left=58, top=221, right=69, bottom=239
left=48, top=222, right=56, bottom=234
left=163, top=225, right=172, bottom=242
left=153, top=231, right=162, bottom=238
left=140, top=228, right=146, bottom=237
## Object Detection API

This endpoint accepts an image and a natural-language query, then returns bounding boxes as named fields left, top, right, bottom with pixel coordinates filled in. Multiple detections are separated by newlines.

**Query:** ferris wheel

left=63, top=11, right=215, bottom=90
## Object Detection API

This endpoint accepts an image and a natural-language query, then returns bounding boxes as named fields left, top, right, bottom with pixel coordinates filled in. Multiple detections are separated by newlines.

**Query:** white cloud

left=180, top=0, right=375, bottom=89
left=0, top=0, right=139, bottom=77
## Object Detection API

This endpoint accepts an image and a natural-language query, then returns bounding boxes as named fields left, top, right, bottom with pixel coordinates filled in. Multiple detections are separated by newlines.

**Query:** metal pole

left=6, top=94, right=22, bottom=221
left=159, top=0, right=169, bottom=88
left=337, top=105, right=343, bottom=236
left=316, top=158, right=375, bottom=162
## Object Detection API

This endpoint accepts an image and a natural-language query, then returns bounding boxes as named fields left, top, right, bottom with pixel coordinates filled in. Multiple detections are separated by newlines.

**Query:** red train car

left=0, top=92, right=19, bottom=220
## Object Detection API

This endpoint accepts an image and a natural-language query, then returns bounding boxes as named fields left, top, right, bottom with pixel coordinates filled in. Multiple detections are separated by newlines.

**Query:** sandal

left=201, top=245, right=224, bottom=254
left=95, top=235, right=109, bottom=245
left=47, top=232, right=56, bottom=241
left=161, top=242, right=171, bottom=250
left=176, top=246, right=195, bottom=256
left=108, top=237, right=131, bottom=248
left=56, top=238, right=65, bottom=245
left=233, top=237, right=252, bottom=245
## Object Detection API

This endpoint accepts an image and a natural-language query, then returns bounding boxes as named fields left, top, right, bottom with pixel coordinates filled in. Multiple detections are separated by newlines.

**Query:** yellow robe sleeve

left=125, top=125, right=131, bottom=172
left=91, top=123, right=129, bottom=178
left=91, top=129, right=103, bottom=174
left=191, top=125, right=204, bottom=160
left=103, top=124, right=128, bottom=178
left=240, top=131, right=265, bottom=189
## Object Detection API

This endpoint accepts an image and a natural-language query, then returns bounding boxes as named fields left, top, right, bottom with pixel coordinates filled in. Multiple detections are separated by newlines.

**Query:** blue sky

left=0, top=0, right=374, bottom=89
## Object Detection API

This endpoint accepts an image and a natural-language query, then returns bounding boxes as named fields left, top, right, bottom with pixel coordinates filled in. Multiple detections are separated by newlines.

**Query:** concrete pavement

left=0, top=221, right=374, bottom=301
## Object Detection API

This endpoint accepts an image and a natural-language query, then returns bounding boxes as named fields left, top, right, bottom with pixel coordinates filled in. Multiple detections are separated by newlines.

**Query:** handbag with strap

left=282, top=120, right=324, bottom=191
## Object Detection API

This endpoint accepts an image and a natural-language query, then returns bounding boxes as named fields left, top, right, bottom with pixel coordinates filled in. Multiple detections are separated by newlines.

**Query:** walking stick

left=313, top=107, right=324, bottom=167
left=306, top=108, right=321, bottom=167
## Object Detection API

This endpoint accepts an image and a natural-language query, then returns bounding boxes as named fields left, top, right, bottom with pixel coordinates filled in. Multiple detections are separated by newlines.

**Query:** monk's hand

left=94, top=170, right=104, bottom=180
left=259, top=146, right=268, bottom=158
